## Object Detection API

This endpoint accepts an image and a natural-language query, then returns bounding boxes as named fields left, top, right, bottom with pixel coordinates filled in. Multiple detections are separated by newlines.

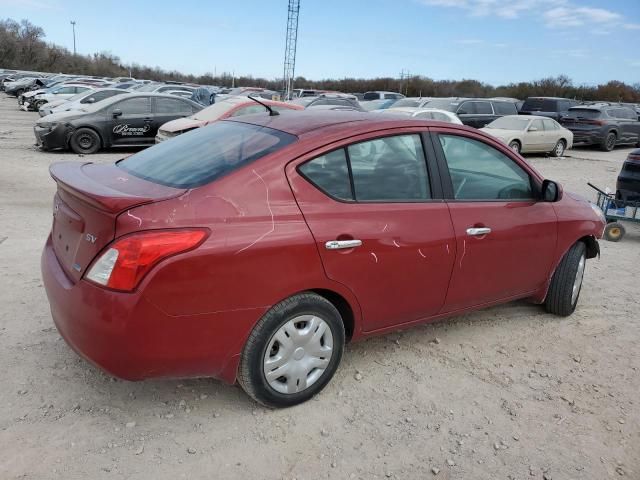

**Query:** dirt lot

left=0, top=93, right=638, bottom=480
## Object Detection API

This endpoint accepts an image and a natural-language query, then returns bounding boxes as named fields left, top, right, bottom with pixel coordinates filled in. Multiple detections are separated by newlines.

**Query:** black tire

left=69, top=128, right=101, bottom=154
left=600, top=132, right=616, bottom=152
left=545, top=242, right=587, bottom=317
left=33, top=99, right=47, bottom=110
left=550, top=139, right=566, bottom=157
left=508, top=140, right=521, bottom=154
left=15, top=88, right=24, bottom=97
left=238, top=292, right=345, bottom=408
left=604, top=222, right=625, bottom=242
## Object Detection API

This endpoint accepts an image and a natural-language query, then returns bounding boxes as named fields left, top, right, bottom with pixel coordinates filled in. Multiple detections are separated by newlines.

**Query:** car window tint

left=348, top=134, right=430, bottom=201
left=230, top=105, right=267, bottom=117
left=299, top=149, right=352, bottom=201
left=155, top=97, right=192, bottom=114
left=542, top=119, right=558, bottom=130
left=119, top=122, right=296, bottom=188
left=114, top=97, right=151, bottom=114
left=475, top=102, right=493, bottom=114
left=438, top=135, right=533, bottom=200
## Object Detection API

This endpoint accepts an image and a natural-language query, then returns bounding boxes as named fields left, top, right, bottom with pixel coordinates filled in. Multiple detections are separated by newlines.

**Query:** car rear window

left=522, top=98, right=557, bottom=112
left=363, top=92, right=381, bottom=101
left=568, top=108, right=602, bottom=119
left=118, top=121, right=297, bottom=188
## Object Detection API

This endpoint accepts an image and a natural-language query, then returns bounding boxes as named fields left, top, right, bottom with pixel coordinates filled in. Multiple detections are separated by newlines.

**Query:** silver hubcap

left=572, top=254, right=586, bottom=305
left=556, top=142, right=564, bottom=156
left=510, top=142, right=519, bottom=152
left=263, top=315, right=334, bottom=394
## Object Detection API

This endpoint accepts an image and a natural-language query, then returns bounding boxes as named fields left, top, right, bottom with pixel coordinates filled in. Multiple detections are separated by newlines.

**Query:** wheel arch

left=66, top=125, right=105, bottom=149
left=309, top=288, right=356, bottom=342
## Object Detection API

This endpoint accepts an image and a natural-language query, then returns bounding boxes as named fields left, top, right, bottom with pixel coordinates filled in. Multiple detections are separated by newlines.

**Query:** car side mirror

left=528, top=126, right=538, bottom=132
left=87, top=97, right=95, bottom=103
left=541, top=179, right=562, bottom=202
left=112, top=108, right=122, bottom=118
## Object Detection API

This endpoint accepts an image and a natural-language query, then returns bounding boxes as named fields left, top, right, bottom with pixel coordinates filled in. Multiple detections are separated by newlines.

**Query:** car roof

left=225, top=110, right=459, bottom=137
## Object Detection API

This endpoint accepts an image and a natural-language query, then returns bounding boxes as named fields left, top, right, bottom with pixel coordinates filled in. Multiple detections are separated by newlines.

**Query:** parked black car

left=424, top=98, right=518, bottom=128
left=34, top=93, right=202, bottom=154
left=616, top=149, right=640, bottom=202
left=520, top=97, right=579, bottom=121
left=559, top=105, right=640, bottom=151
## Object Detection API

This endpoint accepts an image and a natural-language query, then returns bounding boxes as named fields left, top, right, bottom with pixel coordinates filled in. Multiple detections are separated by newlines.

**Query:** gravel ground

left=0, top=93, right=638, bottom=480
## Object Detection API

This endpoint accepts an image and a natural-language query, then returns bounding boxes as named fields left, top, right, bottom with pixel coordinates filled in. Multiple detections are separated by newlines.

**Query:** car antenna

left=248, top=94, right=279, bottom=116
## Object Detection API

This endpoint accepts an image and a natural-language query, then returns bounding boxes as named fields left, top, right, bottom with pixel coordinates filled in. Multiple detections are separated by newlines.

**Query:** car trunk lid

left=50, top=161, right=185, bottom=282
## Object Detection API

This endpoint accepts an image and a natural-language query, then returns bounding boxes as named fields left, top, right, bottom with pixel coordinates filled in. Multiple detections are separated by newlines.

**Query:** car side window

left=299, top=134, right=431, bottom=202
left=438, top=135, right=533, bottom=200
left=155, top=98, right=192, bottom=115
left=475, top=102, right=493, bottom=114
left=299, top=149, right=352, bottom=201
left=493, top=102, right=517, bottom=115
left=530, top=119, right=544, bottom=131
left=543, top=119, right=558, bottom=130
left=348, top=135, right=430, bottom=201
left=113, top=97, right=151, bottom=115
left=456, top=102, right=473, bottom=114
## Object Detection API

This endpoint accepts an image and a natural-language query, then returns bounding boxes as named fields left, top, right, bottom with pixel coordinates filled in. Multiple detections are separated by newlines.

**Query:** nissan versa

left=41, top=112, right=605, bottom=407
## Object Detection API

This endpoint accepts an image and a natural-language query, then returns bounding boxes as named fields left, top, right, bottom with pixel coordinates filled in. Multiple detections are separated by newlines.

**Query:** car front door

left=431, top=128, right=557, bottom=312
left=523, top=118, right=548, bottom=152
left=108, top=96, right=154, bottom=146
left=287, top=131, right=456, bottom=333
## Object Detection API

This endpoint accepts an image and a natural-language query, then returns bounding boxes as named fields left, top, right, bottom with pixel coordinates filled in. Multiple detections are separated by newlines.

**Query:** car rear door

left=524, top=118, right=549, bottom=152
left=286, top=130, right=456, bottom=333
left=152, top=97, right=196, bottom=136
left=430, top=127, right=557, bottom=312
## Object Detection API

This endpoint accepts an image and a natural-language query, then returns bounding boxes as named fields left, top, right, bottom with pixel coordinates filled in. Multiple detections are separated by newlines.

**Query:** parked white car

left=39, top=88, right=128, bottom=117
left=375, top=107, right=463, bottom=125
left=480, top=115, right=573, bottom=156
left=23, top=84, right=93, bottom=111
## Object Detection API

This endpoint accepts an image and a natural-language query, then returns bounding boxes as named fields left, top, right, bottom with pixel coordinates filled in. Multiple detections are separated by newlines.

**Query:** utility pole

left=399, top=69, right=411, bottom=96
left=283, top=0, right=300, bottom=100
left=70, top=21, right=76, bottom=55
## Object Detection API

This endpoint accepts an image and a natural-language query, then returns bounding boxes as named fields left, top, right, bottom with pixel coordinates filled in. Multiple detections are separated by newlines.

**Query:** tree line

left=2, top=18, right=640, bottom=102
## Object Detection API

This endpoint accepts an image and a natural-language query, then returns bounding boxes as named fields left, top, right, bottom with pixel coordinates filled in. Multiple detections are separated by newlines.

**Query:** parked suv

left=425, top=98, right=518, bottom=128
left=559, top=105, right=640, bottom=151
left=616, top=149, right=640, bottom=202
left=520, top=97, right=579, bottom=121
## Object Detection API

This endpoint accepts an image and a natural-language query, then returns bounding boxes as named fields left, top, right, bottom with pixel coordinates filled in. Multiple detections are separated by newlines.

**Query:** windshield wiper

left=248, top=95, right=279, bottom=116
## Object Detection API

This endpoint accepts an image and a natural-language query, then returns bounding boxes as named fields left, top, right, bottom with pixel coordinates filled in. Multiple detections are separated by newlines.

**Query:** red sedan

left=41, top=111, right=605, bottom=407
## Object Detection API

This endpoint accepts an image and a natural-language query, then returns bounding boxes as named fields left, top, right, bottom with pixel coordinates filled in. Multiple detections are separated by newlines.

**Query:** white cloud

left=419, top=0, right=636, bottom=32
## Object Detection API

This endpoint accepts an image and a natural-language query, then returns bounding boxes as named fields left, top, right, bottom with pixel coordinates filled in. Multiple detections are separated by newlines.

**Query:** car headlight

left=37, top=122, right=58, bottom=131
left=590, top=202, right=605, bottom=222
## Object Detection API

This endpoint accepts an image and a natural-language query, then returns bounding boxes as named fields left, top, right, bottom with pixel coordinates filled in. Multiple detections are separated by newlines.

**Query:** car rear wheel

left=550, top=139, right=566, bottom=157
left=70, top=128, right=101, bottom=154
left=600, top=132, right=616, bottom=152
left=604, top=222, right=625, bottom=242
left=238, top=292, right=345, bottom=408
left=508, top=140, right=521, bottom=154
left=545, top=242, right=587, bottom=317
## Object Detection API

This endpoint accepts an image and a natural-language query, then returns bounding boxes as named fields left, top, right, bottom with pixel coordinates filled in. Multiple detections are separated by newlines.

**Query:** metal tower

left=283, top=0, right=300, bottom=100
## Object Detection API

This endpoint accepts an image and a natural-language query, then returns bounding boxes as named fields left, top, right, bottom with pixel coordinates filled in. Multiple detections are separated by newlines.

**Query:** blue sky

left=1, top=0, right=639, bottom=85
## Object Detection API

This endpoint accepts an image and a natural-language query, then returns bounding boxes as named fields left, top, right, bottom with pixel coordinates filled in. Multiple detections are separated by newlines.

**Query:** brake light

left=627, top=154, right=640, bottom=164
left=85, top=229, right=208, bottom=291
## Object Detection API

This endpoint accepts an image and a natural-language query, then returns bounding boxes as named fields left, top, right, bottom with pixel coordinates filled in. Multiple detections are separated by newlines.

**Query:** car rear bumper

left=41, top=237, right=258, bottom=383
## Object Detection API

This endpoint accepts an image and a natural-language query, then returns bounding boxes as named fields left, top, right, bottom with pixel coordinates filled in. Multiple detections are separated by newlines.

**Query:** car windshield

left=391, top=99, right=420, bottom=108
left=191, top=100, right=241, bottom=121
left=486, top=117, right=531, bottom=130
left=66, top=90, right=94, bottom=102
left=423, top=99, right=459, bottom=112
left=118, top=121, right=297, bottom=188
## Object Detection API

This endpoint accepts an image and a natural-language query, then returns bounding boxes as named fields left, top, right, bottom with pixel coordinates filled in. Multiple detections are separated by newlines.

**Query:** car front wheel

left=508, top=140, right=521, bottom=154
left=70, top=128, right=101, bottom=154
left=238, top=293, right=345, bottom=408
left=550, top=139, right=566, bottom=157
left=600, top=132, right=616, bottom=152
left=545, top=242, right=587, bottom=316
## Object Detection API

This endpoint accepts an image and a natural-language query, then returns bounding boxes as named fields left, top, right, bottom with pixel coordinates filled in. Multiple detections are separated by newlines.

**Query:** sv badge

left=85, top=233, right=97, bottom=244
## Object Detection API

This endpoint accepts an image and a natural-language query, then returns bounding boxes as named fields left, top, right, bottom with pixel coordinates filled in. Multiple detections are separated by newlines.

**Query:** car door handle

left=325, top=240, right=362, bottom=250
left=143, top=117, right=153, bottom=121
left=466, top=227, right=492, bottom=236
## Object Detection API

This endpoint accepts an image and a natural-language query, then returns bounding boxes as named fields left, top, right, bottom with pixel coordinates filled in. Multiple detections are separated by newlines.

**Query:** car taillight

left=584, top=119, right=606, bottom=125
left=627, top=154, right=640, bottom=164
left=85, top=229, right=208, bottom=292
